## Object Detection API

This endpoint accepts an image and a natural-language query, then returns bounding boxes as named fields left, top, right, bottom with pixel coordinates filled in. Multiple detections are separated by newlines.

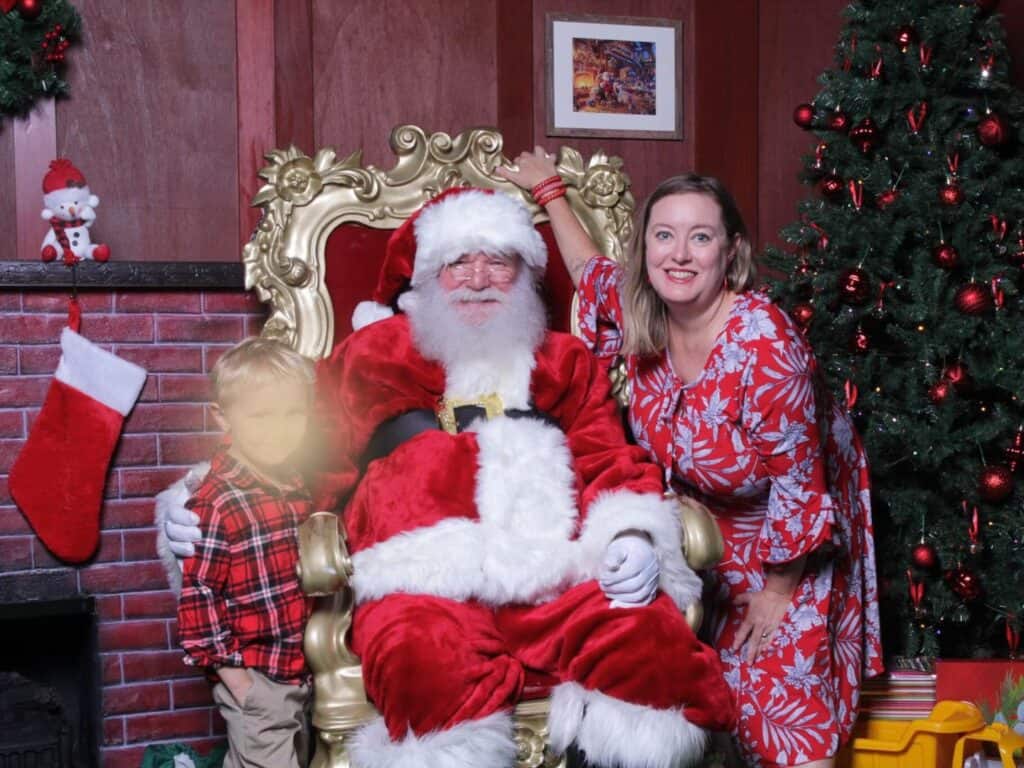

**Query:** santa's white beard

left=405, top=272, right=547, bottom=407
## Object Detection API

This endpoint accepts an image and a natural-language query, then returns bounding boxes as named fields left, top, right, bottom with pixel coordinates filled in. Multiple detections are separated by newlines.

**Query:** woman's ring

left=761, top=631, right=769, bottom=638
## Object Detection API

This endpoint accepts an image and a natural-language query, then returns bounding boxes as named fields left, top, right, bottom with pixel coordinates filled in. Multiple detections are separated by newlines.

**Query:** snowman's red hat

left=42, top=159, right=92, bottom=207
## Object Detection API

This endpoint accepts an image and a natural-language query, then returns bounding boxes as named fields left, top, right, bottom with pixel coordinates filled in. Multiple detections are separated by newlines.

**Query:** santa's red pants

left=350, top=580, right=733, bottom=741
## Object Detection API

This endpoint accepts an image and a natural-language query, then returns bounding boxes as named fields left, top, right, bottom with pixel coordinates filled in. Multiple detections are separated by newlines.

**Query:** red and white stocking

left=10, top=326, right=147, bottom=562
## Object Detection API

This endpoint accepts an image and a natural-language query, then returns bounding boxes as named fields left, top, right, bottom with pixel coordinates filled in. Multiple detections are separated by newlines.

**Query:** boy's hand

left=217, top=666, right=254, bottom=705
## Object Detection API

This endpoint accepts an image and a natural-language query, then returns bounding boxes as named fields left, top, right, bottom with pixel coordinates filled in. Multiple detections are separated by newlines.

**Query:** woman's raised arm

left=497, top=146, right=599, bottom=288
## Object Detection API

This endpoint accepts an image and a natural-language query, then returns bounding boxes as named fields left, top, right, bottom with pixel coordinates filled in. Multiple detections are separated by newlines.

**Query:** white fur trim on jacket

left=578, top=490, right=702, bottom=613
left=548, top=683, right=707, bottom=768
left=411, top=190, right=547, bottom=286
left=155, top=462, right=210, bottom=596
left=352, top=417, right=583, bottom=606
left=56, top=327, right=147, bottom=416
left=352, top=300, right=395, bottom=331
left=350, top=711, right=517, bottom=768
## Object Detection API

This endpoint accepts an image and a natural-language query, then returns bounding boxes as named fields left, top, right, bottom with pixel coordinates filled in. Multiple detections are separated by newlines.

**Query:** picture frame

left=546, top=13, right=683, bottom=141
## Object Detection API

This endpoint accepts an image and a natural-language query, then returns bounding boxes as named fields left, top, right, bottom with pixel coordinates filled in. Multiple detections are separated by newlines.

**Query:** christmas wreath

left=0, top=0, right=80, bottom=118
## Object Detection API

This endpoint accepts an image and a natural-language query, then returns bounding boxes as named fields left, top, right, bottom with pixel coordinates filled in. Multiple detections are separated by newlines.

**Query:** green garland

left=0, top=0, right=81, bottom=119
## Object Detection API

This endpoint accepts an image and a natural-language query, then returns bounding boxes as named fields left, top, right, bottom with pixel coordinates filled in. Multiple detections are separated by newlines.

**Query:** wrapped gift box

left=935, top=660, right=1024, bottom=711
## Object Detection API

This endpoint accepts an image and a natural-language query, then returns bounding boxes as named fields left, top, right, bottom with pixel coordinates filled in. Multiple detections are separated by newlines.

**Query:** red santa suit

left=313, top=189, right=734, bottom=768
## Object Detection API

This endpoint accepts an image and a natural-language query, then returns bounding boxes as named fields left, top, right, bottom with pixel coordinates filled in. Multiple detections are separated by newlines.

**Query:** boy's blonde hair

left=210, top=337, right=316, bottom=408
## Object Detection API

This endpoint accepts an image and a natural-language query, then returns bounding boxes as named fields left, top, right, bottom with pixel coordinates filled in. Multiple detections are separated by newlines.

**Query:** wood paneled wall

left=756, top=0, right=846, bottom=250
left=312, top=0, right=499, bottom=167
left=5, top=1, right=1024, bottom=264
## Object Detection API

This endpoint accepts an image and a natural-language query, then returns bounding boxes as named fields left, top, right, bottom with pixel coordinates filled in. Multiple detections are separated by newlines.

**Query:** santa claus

left=161, top=187, right=734, bottom=768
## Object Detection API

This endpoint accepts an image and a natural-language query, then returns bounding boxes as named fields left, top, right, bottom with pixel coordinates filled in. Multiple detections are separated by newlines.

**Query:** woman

left=499, top=150, right=883, bottom=768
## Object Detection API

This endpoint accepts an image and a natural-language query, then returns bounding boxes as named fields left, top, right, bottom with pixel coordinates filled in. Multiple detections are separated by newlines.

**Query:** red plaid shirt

left=177, top=447, right=313, bottom=684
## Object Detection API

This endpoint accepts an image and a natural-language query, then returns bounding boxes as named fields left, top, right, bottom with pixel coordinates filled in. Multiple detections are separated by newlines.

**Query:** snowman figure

left=40, top=159, right=110, bottom=264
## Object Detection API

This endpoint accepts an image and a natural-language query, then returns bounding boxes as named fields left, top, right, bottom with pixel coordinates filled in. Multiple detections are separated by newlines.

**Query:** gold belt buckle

left=436, top=393, right=505, bottom=434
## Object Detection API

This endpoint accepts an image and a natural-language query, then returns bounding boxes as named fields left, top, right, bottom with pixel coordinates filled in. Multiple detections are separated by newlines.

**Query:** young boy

left=177, top=337, right=316, bottom=768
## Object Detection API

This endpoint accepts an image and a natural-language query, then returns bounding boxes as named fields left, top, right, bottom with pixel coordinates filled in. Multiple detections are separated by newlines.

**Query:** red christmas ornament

left=1007, top=617, right=1020, bottom=657
left=979, top=464, right=1014, bottom=502
left=975, top=0, right=998, bottom=13
left=793, top=103, right=815, bottom=129
left=819, top=173, right=844, bottom=200
left=954, top=282, right=993, bottom=314
left=15, top=0, right=42, bottom=19
left=849, top=118, right=880, bottom=153
left=933, top=242, right=959, bottom=269
left=791, top=303, right=814, bottom=328
left=907, top=102, right=928, bottom=134
left=895, top=25, right=917, bottom=53
left=838, top=267, right=871, bottom=304
left=848, top=179, right=864, bottom=210
left=941, top=362, right=971, bottom=393
left=812, top=142, right=828, bottom=170
left=876, top=188, right=900, bottom=209
left=849, top=328, right=870, bottom=354
left=939, top=181, right=964, bottom=206
left=919, top=43, right=933, bottom=69
left=928, top=380, right=952, bottom=404
left=978, top=112, right=1009, bottom=147
left=911, top=540, right=938, bottom=569
left=869, top=51, right=884, bottom=80
left=1012, top=233, right=1024, bottom=267
left=1005, top=428, right=1024, bottom=473
left=828, top=110, right=850, bottom=132
left=946, top=565, right=983, bottom=602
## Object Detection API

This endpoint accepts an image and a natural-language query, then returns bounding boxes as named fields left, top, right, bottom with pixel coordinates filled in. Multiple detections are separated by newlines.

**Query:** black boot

left=564, top=743, right=597, bottom=768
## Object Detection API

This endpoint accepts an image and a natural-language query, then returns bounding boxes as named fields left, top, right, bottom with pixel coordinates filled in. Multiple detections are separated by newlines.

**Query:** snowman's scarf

left=49, top=216, right=87, bottom=265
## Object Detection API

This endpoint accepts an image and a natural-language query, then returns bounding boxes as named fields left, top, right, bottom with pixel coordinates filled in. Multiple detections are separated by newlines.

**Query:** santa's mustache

left=445, top=287, right=508, bottom=304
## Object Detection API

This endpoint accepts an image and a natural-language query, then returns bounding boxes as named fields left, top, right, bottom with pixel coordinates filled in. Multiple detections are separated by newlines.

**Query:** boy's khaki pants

left=212, top=668, right=310, bottom=768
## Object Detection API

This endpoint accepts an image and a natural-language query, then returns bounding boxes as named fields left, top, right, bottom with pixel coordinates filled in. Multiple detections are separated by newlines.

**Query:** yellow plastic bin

left=837, top=701, right=985, bottom=768
left=953, top=722, right=1024, bottom=767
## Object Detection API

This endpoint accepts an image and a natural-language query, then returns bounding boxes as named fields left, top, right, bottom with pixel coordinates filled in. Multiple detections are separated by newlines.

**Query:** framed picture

left=546, top=13, right=683, bottom=140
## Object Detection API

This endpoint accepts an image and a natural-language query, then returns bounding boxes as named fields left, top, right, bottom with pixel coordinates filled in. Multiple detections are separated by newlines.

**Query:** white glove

left=599, top=534, right=660, bottom=608
left=156, top=465, right=206, bottom=558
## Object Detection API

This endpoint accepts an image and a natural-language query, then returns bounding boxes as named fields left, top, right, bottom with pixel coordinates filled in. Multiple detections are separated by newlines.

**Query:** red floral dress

left=578, top=257, right=883, bottom=767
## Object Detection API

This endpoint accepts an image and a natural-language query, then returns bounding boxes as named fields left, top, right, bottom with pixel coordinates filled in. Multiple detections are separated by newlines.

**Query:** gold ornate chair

left=241, top=125, right=723, bottom=768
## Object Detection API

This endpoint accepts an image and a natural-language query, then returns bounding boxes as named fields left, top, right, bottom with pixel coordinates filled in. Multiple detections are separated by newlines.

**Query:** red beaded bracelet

left=535, top=186, right=567, bottom=207
left=531, top=175, right=566, bottom=206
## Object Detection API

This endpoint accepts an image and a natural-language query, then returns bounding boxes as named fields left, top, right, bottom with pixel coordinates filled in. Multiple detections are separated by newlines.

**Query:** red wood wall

left=1, top=3, right=1023, bottom=765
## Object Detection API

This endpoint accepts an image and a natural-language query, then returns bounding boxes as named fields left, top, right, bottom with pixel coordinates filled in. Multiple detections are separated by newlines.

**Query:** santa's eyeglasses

left=445, top=255, right=517, bottom=283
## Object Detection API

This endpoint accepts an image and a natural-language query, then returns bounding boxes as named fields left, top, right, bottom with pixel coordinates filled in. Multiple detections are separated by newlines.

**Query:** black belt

left=363, top=405, right=560, bottom=466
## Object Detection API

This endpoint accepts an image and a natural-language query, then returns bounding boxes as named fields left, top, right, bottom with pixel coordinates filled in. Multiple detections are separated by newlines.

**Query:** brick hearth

left=0, top=288, right=265, bottom=768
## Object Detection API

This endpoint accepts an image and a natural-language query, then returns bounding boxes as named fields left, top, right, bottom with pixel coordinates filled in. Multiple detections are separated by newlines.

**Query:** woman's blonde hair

left=210, top=337, right=316, bottom=408
left=621, top=174, right=755, bottom=356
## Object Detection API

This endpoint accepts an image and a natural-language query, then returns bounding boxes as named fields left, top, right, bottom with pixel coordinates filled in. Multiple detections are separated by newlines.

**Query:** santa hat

left=351, top=188, right=547, bottom=331
left=42, top=159, right=91, bottom=207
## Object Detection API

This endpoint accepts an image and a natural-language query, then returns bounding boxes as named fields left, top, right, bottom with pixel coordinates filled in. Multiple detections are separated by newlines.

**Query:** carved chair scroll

left=242, top=125, right=724, bottom=768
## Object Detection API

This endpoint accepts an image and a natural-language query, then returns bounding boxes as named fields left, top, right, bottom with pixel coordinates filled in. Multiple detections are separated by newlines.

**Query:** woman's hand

left=731, top=587, right=793, bottom=663
left=496, top=146, right=559, bottom=192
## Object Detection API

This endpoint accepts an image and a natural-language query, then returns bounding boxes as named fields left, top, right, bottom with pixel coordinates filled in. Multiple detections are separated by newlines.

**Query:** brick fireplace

left=0, top=288, right=264, bottom=768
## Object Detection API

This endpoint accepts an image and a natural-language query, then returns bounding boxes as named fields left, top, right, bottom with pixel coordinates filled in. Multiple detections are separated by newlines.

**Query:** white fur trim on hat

left=350, top=711, right=517, bottom=768
left=411, top=190, right=547, bottom=286
left=548, top=683, right=707, bottom=768
left=352, top=300, right=395, bottom=331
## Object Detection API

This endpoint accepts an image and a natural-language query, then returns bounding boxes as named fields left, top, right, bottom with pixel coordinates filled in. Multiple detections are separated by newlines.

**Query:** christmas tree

left=764, top=0, right=1024, bottom=659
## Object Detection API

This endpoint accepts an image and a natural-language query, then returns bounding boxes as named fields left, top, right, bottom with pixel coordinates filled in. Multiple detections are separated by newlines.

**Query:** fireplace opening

left=0, top=596, right=100, bottom=768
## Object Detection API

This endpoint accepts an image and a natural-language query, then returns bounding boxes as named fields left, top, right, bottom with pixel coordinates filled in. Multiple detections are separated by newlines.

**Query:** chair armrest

left=297, top=511, right=353, bottom=596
